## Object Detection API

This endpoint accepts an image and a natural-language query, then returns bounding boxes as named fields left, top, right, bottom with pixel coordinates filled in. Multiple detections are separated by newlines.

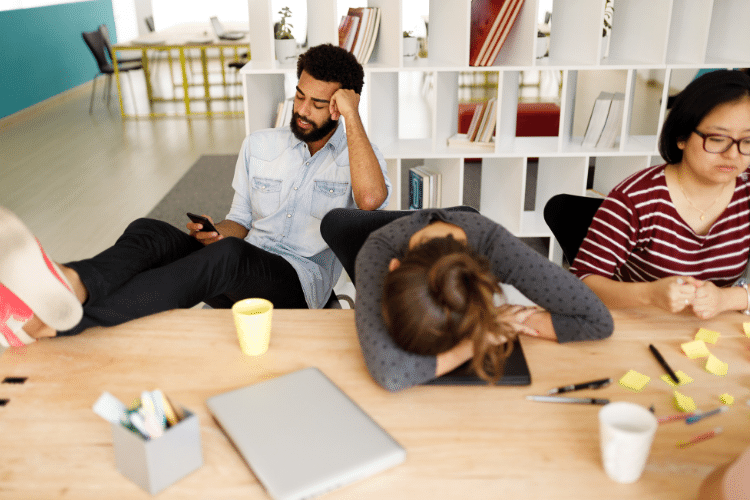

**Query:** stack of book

left=469, top=0, right=525, bottom=67
left=581, top=91, right=625, bottom=149
left=274, top=97, right=294, bottom=128
left=447, top=98, right=497, bottom=148
left=338, top=7, right=381, bottom=64
left=408, top=166, right=442, bottom=210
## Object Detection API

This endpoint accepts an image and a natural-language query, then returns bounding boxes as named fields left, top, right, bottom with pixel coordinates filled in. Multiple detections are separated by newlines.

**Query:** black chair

left=82, top=30, right=143, bottom=114
left=320, top=206, right=480, bottom=287
left=543, top=194, right=604, bottom=265
left=98, top=24, right=141, bottom=65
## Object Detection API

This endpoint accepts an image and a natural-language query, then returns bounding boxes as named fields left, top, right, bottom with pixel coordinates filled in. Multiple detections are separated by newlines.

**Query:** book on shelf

left=477, top=98, right=498, bottom=143
left=408, top=166, right=442, bottom=210
left=361, top=7, right=381, bottom=64
left=337, top=14, right=360, bottom=52
left=341, top=7, right=380, bottom=64
left=466, top=102, right=486, bottom=142
left=596, top=92, right=625, bottom=149
left=447, top=99, right=497, bottom=148
left=470, top=0, right=526, bottom=67
left=581, top=91, right=614, bottom=148
left=274, top=97, right=294, bottom=128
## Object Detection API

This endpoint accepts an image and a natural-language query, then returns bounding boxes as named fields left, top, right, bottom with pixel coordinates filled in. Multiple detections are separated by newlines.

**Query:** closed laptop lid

left=207, top=367, right=406, bottom=500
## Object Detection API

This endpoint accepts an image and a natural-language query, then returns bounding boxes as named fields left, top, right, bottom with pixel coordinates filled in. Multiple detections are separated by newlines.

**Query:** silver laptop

left=206, top=367, right=406, bottom=500
left=210, top=16, right=246, bottom=40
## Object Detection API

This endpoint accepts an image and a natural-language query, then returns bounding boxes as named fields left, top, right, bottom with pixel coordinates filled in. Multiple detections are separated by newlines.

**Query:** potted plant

left=403, top=30, right=418, bottom=62
left=275, top=7, right=297, bottom=63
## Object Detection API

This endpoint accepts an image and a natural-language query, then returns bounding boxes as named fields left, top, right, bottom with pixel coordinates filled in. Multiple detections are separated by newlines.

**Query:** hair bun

left=428, top=253, right=482, bottom=311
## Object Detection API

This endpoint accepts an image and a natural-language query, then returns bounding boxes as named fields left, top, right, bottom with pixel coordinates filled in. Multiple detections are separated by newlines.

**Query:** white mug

left=598, top=402, right=658, bottom=484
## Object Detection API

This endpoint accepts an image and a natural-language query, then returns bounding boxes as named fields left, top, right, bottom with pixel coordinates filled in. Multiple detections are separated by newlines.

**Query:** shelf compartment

left=705, top=0, right=750, bottom=66
left=425, top=0, right=470, bottom=67
left=561, top=68, right=643, bottom=154
left=605, top=0, right=670, bottom=66
left=589, top=155, right=652, bottom=197
left=399, top=157, right=464, bottom=209
left=479, top=157, right=525, bottom=233
left=241, top=72, right=288, bottom=136
left=666, top=0, right=713, bottom=65
left=546, top=0, right=603, bottom=66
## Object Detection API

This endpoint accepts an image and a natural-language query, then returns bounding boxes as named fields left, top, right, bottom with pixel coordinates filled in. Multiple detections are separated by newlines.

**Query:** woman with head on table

left=570, top=69, right=750, bottom=319
left=354, top=209, right=614, bottom=392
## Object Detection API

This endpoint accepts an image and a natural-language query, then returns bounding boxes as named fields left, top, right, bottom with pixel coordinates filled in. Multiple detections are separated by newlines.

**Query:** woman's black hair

left=659, top=69, right=750, bottom=164
left=297, top=43, right=364, bottom=94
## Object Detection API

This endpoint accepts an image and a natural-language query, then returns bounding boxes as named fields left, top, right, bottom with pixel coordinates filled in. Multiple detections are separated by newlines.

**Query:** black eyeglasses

left=694, top=130, right=750, bottom=155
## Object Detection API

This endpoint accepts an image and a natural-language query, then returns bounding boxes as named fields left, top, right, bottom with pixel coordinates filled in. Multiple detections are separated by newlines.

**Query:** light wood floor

left=0, top=77, right=247, bottom=263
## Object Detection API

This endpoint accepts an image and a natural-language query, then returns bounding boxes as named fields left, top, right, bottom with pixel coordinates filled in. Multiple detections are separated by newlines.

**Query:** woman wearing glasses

left=571, top=69, right=750, bottom=319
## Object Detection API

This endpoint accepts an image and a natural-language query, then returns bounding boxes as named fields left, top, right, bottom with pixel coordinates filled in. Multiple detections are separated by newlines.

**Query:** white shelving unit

left=241, top=0, right=750, bottom=263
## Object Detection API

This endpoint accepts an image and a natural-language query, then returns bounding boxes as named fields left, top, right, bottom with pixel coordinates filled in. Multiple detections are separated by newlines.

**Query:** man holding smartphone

left=0, top=44, right=391, bottom=344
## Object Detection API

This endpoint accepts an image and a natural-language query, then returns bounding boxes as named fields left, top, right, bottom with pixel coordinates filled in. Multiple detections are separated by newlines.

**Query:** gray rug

left=147, top=154, right=237, bottom=230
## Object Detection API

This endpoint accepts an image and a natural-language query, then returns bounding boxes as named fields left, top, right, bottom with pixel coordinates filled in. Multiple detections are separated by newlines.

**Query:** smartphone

left=186, top=212, right=219, bottom=233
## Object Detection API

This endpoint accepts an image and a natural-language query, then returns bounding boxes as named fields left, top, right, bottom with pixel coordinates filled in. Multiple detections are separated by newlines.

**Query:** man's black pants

left=60, top=218, right=308, bottom=335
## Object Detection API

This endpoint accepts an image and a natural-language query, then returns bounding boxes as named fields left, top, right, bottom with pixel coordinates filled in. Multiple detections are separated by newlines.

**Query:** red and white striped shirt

left=571, top=164, right=750, bottom=287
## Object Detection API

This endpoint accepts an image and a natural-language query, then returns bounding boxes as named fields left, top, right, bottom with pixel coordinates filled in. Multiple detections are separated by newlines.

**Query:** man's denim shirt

left=225, top=124, right=391, bottom=308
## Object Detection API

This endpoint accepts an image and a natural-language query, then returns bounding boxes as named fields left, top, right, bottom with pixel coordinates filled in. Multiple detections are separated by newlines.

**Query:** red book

left=338, top=15, right=360, bottom=51
left=470, top=0, right=525, bottom=67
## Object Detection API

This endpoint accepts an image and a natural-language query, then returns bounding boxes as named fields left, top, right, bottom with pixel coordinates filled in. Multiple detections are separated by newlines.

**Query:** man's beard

left=290, top=112, right=338, bottom=143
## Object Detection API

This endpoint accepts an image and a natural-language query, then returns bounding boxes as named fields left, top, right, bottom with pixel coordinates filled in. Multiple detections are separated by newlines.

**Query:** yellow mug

left=231, top=298, right=273, bottom=355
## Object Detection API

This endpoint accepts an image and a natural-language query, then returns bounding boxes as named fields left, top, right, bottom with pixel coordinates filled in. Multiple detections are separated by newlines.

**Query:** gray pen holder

left=111, top=408, right=203, bottom=495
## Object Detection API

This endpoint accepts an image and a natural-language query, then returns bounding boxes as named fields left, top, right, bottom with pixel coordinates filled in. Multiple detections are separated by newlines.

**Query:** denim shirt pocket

left=251, top=177, right=283, bottom=218
left=310, top=180, right=350, bottom=219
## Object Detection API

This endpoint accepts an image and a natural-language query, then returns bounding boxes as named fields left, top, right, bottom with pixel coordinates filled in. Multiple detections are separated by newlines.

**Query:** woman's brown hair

left=381, top=235, right=518, bottom=383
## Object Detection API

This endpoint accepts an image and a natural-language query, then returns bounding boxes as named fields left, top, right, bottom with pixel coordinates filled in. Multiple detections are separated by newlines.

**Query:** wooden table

left=113, top=22, right=249, bottom=118
left=0, top=307, right=747, bottom=499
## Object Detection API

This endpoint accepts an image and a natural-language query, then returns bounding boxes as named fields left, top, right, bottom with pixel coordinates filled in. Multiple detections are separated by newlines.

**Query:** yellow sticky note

left=673, top=391, right=697, bottom=412
left=743, top=323, right=750, bottom=338
left=695, top=328, right=721, bottom=344
left=705, top=354, right=728, bottom=376
left=660, top=370, right=693, bottom=387
left=720, top=393, right=734, bottom=405
left=619, top=370, right=650, bottom=392
left=681, top=339, right=711, bottom=359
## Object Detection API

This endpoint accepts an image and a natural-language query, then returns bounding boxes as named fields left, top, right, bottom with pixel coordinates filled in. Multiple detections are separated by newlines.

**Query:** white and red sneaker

left=0, top=284, right=37, bottom=347
left=0, top=208, right=82, bottom=344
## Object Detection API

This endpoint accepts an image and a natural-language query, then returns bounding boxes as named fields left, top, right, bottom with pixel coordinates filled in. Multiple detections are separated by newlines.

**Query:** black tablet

left=425, top=338, right=531, bottom=386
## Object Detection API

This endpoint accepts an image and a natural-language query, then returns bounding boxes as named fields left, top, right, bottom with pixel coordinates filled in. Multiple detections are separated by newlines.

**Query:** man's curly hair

left=297, top=43, right=364, bottom=94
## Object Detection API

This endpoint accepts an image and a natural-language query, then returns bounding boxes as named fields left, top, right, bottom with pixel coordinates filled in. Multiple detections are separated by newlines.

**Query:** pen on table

left=526, top=395, right=610, bottom=405
left=648, top=344, right=680, bottom=384
left=546, top=377, right=612, bottom=395
left=686, top=406, right=728, bottom=424
left=658, top=412, right=695, bottom=424
left=677, top=427, right=723, bottom=448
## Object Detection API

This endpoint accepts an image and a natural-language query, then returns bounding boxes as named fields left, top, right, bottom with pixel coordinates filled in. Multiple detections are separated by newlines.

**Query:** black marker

left=546, top=377, right=612, bottom=395
left=649, top=344, right=680, bottom=384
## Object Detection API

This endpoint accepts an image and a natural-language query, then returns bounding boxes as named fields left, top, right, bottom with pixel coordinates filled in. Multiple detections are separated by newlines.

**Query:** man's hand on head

left=329, top=89, right=360, bottom=121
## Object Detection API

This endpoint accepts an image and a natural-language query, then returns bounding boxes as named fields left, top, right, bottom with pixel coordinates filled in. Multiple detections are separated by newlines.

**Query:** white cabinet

left=241, top=0, right=750, bottom=262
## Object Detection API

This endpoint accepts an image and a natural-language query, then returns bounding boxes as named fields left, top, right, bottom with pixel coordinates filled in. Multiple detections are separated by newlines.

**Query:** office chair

left=543, top=194, right=604, bottom=265
left=320, top=206, right=480, bottom=288
left=98, top=25, right=141, bottom=65
left=82, top=30, right=143, bottom=114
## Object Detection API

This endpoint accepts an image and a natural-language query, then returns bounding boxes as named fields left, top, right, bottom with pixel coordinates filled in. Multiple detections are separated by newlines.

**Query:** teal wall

left=0, top=0, right=116, bottom=119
